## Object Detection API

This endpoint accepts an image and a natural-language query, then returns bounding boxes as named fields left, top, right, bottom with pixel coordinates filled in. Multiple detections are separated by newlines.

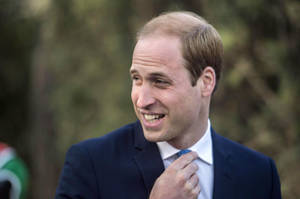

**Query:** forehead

left=131, top=35, right=184, bottom=72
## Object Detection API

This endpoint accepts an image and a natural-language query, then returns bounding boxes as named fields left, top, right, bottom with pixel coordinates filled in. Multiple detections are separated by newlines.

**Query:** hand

left=149, top=151, right=200, bottom=199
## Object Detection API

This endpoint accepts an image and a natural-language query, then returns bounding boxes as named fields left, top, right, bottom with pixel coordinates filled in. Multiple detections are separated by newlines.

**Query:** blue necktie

left=177, top=149, right=192, bottom=157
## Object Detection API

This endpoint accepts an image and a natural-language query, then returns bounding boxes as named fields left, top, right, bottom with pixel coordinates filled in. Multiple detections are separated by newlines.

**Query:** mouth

left=143, top=113, right=165, bottom=123
left=136, top=108, right=166, bottom=130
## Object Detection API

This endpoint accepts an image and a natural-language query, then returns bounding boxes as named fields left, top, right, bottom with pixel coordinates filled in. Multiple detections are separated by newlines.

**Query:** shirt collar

left=157, top=119, right=213, bottom=165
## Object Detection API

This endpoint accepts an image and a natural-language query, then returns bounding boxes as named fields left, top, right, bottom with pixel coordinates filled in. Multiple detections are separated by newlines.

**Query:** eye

left=153, top=78, right=170, bottom=88
left=155, top=79, right=167, bottom=84
left=131, top=75, right=142, bottom=85
left=131, top=74, right=139, bottom=80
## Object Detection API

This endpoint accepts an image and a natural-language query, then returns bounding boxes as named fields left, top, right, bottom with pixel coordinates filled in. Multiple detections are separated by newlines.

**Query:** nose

left=134, top=85, right=155, bottom=109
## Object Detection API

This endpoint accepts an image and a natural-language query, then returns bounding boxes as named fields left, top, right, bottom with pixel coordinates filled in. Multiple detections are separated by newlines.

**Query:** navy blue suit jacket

left=55, top=121, right=281, bottom=199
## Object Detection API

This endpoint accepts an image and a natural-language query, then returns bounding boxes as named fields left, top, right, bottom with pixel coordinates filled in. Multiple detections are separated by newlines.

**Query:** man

left=55, top=11, right=281, bottom=199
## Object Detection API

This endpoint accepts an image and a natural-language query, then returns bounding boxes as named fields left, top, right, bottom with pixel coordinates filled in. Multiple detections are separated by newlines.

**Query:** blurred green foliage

left=0, top=0, right=299, bottom=198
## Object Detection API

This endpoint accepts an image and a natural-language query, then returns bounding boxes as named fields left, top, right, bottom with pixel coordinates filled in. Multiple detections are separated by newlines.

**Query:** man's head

left=137, top=11, right=223, bottom=89
left=130, top=11, right=223, bottom=148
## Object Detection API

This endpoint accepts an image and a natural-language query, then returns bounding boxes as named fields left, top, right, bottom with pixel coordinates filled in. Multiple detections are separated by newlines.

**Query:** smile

left=143, top=113, right=165, bottom=123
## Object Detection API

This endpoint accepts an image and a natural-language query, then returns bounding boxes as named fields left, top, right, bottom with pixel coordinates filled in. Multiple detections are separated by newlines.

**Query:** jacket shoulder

left=74, top=122, right=138, bottom=153
left=212, top=130, right=281, bottom=198
left=213, top=130, right=271, bottom=162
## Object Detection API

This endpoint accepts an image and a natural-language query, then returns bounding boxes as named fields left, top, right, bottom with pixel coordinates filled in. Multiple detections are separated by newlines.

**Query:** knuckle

left=193, top=185, right=201, bottom=195
left=191, top=174, right=198, bottom=184
left=191, top=162, right=198, bottom=170
left=165, top=166, right=175, bottom=174
left=194, top=175, right=199, bottom=184
left=187, top=152, right=197, bottom=161
left=184, top=181, right=193, bottom=190
left=184, top=153, right=194, bottom=161
left=177, top=172, right=187, bottom=184
left=190, top=151, right=198, bottom=158
left=184, top=182, right=192, bottom=190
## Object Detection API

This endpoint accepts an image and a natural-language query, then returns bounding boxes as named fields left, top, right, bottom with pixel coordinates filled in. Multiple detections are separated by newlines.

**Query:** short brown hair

left=137, top=11, right=223, bottom=89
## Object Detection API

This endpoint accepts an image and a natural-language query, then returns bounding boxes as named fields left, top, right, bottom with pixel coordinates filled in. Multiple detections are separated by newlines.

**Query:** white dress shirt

left=157, top=120, right=214, bottom=199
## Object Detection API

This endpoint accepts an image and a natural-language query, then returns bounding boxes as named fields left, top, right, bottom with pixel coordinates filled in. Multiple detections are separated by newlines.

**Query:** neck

left=168, top=117, right=208, bottom=149
left=168, top=98, right=211, bottom=149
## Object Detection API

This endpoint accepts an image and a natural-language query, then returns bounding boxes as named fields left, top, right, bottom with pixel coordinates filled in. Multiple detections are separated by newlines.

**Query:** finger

left=181, top=162, right=198, bottom=180
left=187, top=173, right=199, bottom=189
left=184, top=174, right=200, bottom=198
left=172, top=151, right=198, bottom=170
left=191, top=184, right=201, bottom=196
left=184, top=175, right=198, bottom=191
left=175, top=162, right=198, bottom=188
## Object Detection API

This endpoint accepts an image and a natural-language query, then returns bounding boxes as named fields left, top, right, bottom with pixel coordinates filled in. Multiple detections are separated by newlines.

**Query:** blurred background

left=1, top=0, right=299, bottom=198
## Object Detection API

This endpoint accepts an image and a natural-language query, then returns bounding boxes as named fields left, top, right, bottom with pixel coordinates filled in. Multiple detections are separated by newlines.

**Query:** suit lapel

left=133, top=121, right=165, bottom=196
left=212, top=129, right=237, bottom=199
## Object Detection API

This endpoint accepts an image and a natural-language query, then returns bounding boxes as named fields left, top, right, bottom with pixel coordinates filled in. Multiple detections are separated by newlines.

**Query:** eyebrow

left=129, top=69, right=173, bottom=83
left=129, top=68, right=138, bottom=75
left=130, top=69, right=167, bottom=77
left=148, top=72, right=168, bottom=78
left=148, top=72, right=173, bottom=84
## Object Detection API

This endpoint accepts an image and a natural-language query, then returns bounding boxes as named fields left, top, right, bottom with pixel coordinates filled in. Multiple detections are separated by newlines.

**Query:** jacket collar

left=211, top=128, right=236, bottom=199
left=133, top=121, right=165, bottom=196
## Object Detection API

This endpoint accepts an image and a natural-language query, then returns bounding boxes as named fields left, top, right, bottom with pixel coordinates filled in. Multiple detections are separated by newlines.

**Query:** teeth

left=144, top=114, right=162, bottom=122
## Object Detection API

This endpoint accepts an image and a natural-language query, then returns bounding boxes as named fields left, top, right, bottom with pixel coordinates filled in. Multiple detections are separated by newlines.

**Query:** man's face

left=130, top=35, right=206, bottom=147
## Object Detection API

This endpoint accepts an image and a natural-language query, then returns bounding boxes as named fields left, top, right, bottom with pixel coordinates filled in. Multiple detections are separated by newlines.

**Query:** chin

left=143, top=131, right=165, bottom=143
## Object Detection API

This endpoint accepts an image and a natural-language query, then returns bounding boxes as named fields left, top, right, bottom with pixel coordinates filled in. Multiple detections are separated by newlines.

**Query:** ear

left=197, top=66, right=216, bottom=97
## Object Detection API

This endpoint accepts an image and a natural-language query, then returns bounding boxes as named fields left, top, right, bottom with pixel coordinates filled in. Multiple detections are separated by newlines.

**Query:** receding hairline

left=136, top=11, right=209, bottom=40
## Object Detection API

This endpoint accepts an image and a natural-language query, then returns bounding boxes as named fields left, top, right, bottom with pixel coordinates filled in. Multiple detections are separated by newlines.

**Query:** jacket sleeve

left=269, top=158, right=281, bottom=199
left=55, top=144, right=100, bottom=199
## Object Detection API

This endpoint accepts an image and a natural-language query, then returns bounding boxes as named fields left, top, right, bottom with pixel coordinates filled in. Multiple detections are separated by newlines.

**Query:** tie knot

left=177, top=149, right=192, bottom=157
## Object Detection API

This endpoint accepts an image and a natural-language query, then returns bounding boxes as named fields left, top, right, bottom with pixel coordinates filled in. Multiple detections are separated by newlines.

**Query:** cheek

left=131, top=87, right=138, bottom=104
left=131, top=91, right=136, bottom=104
left=175, top=89, right=200, bottom=111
